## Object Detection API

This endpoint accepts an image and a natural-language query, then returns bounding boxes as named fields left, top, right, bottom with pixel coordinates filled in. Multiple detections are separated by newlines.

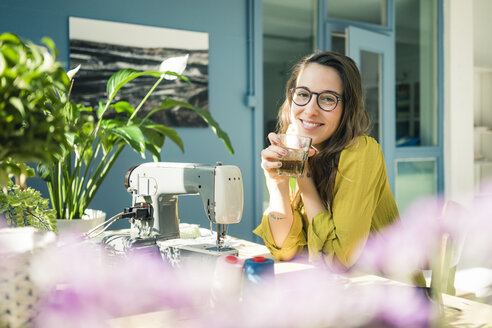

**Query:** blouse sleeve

left=308, top=136, right=393, bottom=269
left=253, top=208, right=307, bottom=261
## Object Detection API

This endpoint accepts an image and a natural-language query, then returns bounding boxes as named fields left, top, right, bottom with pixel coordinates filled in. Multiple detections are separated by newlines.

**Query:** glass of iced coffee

left=276, top=134, right=312, bottom=178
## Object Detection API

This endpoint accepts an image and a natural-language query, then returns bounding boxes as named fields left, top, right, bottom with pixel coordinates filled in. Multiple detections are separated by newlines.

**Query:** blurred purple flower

left=356, top=197, right=447, bottom=281
left=190, top=268, right=432, bottom=328
left=23, top=179, right=492, bottom=328
left=355, top=180, right=492, bottom=288
left=31, top=233, right=214, bottom=328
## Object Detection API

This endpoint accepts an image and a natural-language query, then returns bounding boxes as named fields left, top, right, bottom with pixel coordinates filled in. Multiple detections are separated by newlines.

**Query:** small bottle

left=210, top=255, right=244, bottom=308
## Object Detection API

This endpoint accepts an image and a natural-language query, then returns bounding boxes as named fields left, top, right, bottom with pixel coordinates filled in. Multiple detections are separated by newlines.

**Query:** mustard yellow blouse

left=254, top=135, right=400, bottom=270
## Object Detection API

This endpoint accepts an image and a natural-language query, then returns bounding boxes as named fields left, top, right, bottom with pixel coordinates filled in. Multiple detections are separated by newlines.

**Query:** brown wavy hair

left=277, top=51, right=371, bottom=211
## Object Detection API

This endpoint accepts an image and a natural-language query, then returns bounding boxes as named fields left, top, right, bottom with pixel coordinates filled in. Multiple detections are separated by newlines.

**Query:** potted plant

left=0, top=33, right=65, bottom=327
left=36, top=51, right=234, bottom=227
left=0, top=32, right=73, bottom=231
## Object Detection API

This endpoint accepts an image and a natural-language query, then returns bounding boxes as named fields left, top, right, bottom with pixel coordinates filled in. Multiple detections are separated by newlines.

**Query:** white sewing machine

left=96, top=162, right=243, bottom=258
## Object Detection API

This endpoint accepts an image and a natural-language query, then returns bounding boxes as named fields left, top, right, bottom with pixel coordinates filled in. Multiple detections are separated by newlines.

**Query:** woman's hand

left=261, top=132, right=294, bottom=248
left=261, top=132, right=290, bottom=184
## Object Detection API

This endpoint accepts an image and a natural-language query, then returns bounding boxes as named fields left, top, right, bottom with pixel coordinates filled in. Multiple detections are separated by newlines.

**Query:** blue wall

left=0, top=0, right=263, bottom=241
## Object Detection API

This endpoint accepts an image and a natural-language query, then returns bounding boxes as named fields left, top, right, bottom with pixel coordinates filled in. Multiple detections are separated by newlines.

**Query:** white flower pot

left=56, top=209, right=106, bottom=234
left=0, top=227, right=56, bottom=327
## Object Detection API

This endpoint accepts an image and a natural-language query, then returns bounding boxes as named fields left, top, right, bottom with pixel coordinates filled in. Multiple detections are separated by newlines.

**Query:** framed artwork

left=69, top=17, right=209, bottom=127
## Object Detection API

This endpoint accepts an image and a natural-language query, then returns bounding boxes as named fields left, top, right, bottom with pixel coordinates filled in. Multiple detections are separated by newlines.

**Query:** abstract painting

left=69, top=17, right=209, bottom=127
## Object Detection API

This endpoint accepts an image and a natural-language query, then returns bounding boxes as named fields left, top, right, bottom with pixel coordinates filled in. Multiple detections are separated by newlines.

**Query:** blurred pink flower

left=357, top=197, right=447, bottom=281
left=356, top=180, right=492, bottom=284
left=31, top=233, right=213, bottom=328
left=23, top=179, right=492, bottom=328
left=190, top=268, right=432, bottom=328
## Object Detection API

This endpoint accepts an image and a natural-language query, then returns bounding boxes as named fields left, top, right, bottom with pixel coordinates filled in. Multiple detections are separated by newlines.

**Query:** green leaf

left=111, top=125, right=146, bottom=156
left=41, top=37, right=57, bottom=56
left=106, top=69, right=188, bottom=101
left=152, top=99, right=234, bottom=154
left=144, top=124, right=183, bottom=152
left=107, top=69, right=142, bottom=100
left=99, top=133, right=114, bottom=156
left=9, top=97, right=25, bottom=116
left=112, top=101, right=135, bottom=115
left=100, top=117, right=123, bottom=130
left=0, top=52, right=5, bottom=75
left=65, top=132, right=76, bottom=148
left=1, top=44, right=20, bottom=64
left=97, top=101, right=106, bottom=119
left=160, top=71, right=190, bottom=83
left=81, top=121, right=94, bottom=136
left=36, top=163, right=51, bottom=181
left=0, top=32, right=20, bottom=43
left=82, top=146, right=93, bottom=165
left=144, top=140, right=162, bottom=162
left=141, top=98, right=176, bottom=121
left=141, top=126, right=165, bottom=148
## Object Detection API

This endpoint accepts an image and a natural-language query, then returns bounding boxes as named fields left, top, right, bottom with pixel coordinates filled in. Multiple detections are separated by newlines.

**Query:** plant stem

left=75, top=143, right=104, bottom=215
left=127, top=76, right=165, bottom=124
left=79, top=144, right=124, bottom=213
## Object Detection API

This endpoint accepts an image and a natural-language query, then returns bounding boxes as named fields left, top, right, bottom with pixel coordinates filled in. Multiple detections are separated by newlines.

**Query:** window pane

left=395, top=0, right=437, bottom=147
left=263, top=0, right=316, bottom=146
left=360, top=50, right=381, bottom=141
left=396, top=159, right=437, bottom=214
left=327, top=0, right=386, bottom=26
left=331, top=32, right=346, bottom=55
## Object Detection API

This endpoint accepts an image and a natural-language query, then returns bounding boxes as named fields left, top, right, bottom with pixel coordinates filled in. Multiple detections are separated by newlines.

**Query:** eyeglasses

left=290, top=87, right=342, bottom=112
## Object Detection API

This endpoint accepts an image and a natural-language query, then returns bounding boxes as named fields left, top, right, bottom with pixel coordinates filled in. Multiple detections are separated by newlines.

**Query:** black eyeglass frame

left=289, top=87, right=343, bottom=112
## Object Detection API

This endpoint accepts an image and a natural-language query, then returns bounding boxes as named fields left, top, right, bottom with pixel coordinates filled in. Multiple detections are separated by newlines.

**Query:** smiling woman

left=255, top=51, right=425, bottom=286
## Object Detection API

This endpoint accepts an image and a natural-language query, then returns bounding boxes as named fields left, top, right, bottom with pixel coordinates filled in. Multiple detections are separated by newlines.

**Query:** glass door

left=343, top=25, right=396, bottom=189
left=320, top=0, right=442, bottom=213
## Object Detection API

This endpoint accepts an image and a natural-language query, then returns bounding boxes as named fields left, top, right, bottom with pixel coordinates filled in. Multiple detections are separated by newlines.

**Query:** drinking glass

left=276, top=134, right=312, bottom=178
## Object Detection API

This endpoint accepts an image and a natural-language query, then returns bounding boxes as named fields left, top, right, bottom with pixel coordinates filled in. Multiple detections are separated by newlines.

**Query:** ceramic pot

left=56, top=209, right=106, bottom=234
left=0, top=227, right=56, bottom=327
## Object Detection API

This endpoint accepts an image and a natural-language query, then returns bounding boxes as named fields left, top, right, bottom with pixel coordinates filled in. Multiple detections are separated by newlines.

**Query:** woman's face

left=290, top=63, right=344, bottom=149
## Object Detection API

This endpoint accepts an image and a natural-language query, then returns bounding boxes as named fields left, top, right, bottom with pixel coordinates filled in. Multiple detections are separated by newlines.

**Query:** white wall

left=443, top=0, right=474, bottom=205
left=473, top=0, right=492, bottom=68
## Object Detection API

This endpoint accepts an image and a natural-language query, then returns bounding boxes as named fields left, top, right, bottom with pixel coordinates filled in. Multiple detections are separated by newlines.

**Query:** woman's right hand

left=261, top=132, right=289, bottom=184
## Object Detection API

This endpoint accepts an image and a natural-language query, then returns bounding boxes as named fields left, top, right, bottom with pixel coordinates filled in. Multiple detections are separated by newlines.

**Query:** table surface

left=104, top=232, right=492, bottom=328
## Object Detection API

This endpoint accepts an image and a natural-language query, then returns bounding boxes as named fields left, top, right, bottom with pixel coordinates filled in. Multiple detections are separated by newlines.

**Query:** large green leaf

left=149, top=99, right=234, bottom=154
left=106, top=69, right=189, bottom=101
left=143, top=124, right=183, bottom=152
left=111, top=125, right=146, bottom=157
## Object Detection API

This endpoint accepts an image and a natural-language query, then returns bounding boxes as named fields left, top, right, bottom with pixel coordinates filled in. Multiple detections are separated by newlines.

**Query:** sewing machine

left=95, top=162, right=244, bottom=259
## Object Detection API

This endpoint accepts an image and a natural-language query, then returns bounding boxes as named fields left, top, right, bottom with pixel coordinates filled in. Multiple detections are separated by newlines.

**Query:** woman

left=255, top=51, right=420, bottom=281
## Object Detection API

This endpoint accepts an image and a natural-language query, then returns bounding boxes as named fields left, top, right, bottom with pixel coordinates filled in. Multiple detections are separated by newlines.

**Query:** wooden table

left=106, top=233, right=492, bottom=327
